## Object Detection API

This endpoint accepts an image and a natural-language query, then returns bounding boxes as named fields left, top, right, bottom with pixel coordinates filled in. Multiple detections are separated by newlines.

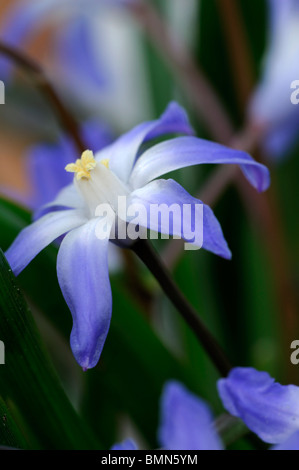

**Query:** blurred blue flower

left=272, top=431, right=299, bottom=450
left=113, top=380, right=223, bottom=451
left=218, top=367, right=299, bottom=445
left=158, top=381, right=223, bottom=450
left=0, top=0, right=150, bottom=127
left=249, top=0, right=299, bottom=160
left=110, top=439, right=138, bottom=451
left=115, top=369, right=299, bottom=450
left=5, top=102, right=270, bottom=370
left=0, top=1, right=103, bottom=82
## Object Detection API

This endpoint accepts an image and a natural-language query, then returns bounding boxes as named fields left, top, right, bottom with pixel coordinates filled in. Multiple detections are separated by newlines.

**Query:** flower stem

left=0, top=42, right=86, bottom=154
left=216, top=0, right=255, bottom=110
left=131, top=239, right=233, bottom=377
left=127, top=0, right=234, bottom=144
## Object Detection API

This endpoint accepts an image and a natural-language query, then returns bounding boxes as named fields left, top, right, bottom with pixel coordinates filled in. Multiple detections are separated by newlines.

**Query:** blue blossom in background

left=218, top=367, right=299, bottom=445
left=0, top=0, right=151, bottom=128
left=115, top=369, right=299, bottom=450
left=5, top=102, right=270, bottom=370
left=111, top=439, right=138, bottom=451
left=272, top=431, right=299, bottom=451
left=249, top=0, right=299, bottom=160
left=158, top=381, right=223, bottom=450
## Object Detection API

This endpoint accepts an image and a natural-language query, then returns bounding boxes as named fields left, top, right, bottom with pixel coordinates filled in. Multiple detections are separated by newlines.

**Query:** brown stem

left=128, top=1, right=299, bottom=381
left=0, top=42, right=86, bottom=154
left=127, top=0, right=234, bottom=144
left=132, top=239, right=233, bottom=377
left=216, top=0, right=255, bottom=110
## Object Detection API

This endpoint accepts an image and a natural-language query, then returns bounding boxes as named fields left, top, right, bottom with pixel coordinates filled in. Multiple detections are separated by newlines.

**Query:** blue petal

left=33, top=184, right=84, bottom=221
left=80, top=120, right=114, bottom=152
left=127, top=179, right=231, bottom=259
left=248, top=0, right=299, bottom=158
left=56, top=217, right=113, bottom=370
left=27, top=141, right=74, bottom=209
left=130, top=136, right=270, bottom=192
left=272, top=431, right=299, bottom=450
left=100, top=102, right=194, bottom=183
left=217, top=367, right=299, bottom=444
left=267, top=0, right=298, bottom=42
left=54, top=15, right=108, bottom=90
left=5, top=209, right=87, bottom=276
left=110, top=439, right=138, bottom=451
left=261, top=113, right=299, bottom=161
left=158, top=381, right=223, bottom=450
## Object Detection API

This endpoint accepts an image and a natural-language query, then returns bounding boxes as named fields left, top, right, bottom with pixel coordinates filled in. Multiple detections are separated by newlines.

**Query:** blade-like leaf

left=0, top=248, right=100, bottom=449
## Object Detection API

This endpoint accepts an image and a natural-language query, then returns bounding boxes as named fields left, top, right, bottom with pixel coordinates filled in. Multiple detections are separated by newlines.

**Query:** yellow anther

left=100, top=158, right=110, bottom=169
left=65, top=150, right=97, bottom=180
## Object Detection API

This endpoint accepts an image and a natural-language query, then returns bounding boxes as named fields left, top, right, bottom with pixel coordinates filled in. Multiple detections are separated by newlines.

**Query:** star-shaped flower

left=5, top=102, right=270, bottom=369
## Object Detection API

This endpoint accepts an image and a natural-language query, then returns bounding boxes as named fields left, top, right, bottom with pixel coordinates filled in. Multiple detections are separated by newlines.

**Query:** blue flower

left=5, top=102, right=270, bottom=370
left=158, top=381, right=223, bottom=450
left=114, top=369, right=299, bottom=450
left=0, top=0, right=148, bottom=126
left=272, top=431, right=299, bottom=450
left=218, top=367, right=299, bottom=444
left=110, top=439, right=138, bottom=451
left=248, top=0, right=299, bottom=160
left=113, top=381, right=223, bottom=451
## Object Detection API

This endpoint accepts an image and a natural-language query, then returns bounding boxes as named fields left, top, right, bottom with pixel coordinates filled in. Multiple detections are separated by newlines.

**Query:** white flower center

left=65, top=150, right=129, bottom=216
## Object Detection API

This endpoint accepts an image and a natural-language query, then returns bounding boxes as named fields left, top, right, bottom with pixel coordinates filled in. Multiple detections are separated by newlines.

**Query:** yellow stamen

left=65, top=150, right=97, bottom=180
left=100, top=158, right=110, bottom=169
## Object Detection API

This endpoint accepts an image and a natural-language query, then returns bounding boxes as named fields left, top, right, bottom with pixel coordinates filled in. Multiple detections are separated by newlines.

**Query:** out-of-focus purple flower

left=0, top=0, right=127, bottom=78
left=272, top=431, right=299, bottom=450
left=114, top=370, right=299, bottom=450
left=110, top=439, right=138, bottom=451
left=248, top=0, right=299, bottom=160
left=0, top=0, right=151, bottom=128
left=158, top=381, right=223, bottom=450
left=218, top=367, right=299, bottom=444
left=114, top=380, right=223, bottom=450
left=5, top=102, right=269, bottom=370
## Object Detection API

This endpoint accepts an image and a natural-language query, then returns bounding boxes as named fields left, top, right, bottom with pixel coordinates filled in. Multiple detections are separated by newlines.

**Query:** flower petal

left=158, top=381, right=223, bottom=450
left=248, top=0, right=299, bottom=158
left=110, top=439, right=138, bottom=451
left=29, top=120, right=112, bottom=217
left=217, top=367, right=299, bottom=444
left=130, top=136, right=270, bottom=192
left=5, top=209, right=87, bottom=276
left=258, top=108, right=299, bottom=161
left=98, top=102, right=194, bottom=183
left=27, top=142, right=74, bottom=210
left=33, top=184, right=84, bottom=220
left=56, top=217, right=113, bottom=370
left=54, top=15, right=108, bottom=90
left=272, top=431, right=299, bottom=451
left=126, top=179, right=231, bottom=259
